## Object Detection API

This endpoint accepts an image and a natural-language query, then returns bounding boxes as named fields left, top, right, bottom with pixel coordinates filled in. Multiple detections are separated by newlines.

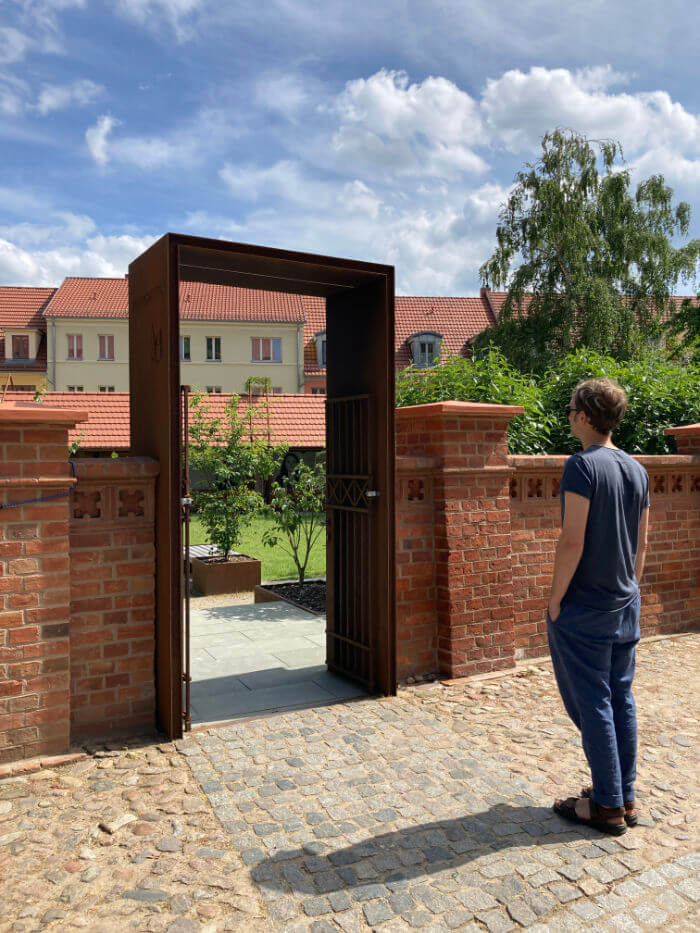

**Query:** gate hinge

left=365, top=490, right=380, bottom=498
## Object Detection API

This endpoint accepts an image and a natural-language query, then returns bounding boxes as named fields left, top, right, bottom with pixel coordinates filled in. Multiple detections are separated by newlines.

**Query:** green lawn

left=188, top=514, right=326, bottom=582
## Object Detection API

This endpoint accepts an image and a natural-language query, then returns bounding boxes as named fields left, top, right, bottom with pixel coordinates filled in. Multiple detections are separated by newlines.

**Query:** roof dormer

left=408, top=331, right=442, bottom=368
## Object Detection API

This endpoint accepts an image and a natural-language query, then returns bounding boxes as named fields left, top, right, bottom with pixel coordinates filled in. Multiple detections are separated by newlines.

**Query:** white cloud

left=220, top=160, right=335, bottom=208
left=115, top=0, right=207, bottom=41
left=84, top=106, right=245, bottom=169
left=254, top=72, right=314, bottom=120
left=338, top=180, right=381, bottom=220
left=0, top=212, right=95, bottom=247
left=36, top=79, right=103, bottom=115
left=0, top=227, right=156, bottom=286
left=85, top=114, right=118, bottom=165
left=331, top=70, right=488, bottom=178
left=630, top=147, right=700, bottom=189
left=0, top=27, right=32, bottom=65
left=482, top=66, right=700, bottom=154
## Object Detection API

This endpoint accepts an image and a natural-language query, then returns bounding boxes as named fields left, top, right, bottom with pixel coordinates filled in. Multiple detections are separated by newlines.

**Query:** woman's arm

left=548, top=491, right=590, bottom=621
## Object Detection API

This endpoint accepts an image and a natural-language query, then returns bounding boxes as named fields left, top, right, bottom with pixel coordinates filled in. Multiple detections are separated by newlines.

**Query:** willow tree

left=475, top=129, right=700, bottom=374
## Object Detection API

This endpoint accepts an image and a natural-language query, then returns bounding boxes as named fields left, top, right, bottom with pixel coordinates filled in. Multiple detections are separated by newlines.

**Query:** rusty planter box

left=191, top=554, right=261, bottom=596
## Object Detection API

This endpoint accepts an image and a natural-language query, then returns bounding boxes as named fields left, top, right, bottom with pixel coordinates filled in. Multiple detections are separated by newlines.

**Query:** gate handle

left=365, top=490, right=380, bottom=498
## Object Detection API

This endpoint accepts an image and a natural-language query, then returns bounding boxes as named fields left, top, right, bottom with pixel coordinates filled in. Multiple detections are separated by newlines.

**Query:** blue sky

left=1, top=0, right=699, bottom=294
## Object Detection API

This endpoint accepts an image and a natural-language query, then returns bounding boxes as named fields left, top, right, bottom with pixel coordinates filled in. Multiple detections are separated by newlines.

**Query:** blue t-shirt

left=560, top=446, right=650, bottom=610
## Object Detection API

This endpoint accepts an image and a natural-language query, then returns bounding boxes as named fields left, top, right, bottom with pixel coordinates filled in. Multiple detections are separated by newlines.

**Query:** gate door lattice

left=326, top=396, right=375, bottom=687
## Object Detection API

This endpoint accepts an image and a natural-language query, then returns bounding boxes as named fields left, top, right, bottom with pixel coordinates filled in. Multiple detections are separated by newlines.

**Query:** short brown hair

left=573, top=378, right=628, bottom=434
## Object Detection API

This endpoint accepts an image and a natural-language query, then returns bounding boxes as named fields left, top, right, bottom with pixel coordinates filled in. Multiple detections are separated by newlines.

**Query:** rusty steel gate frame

left=129, top=234, right=396, bottom=739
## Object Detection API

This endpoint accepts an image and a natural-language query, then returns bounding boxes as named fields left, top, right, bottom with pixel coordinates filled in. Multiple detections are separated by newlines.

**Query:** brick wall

left=396, top=404, right=700, bottom=681
left=1, top=402, right=159, bottom=764
left=0, top=404, right=83, bottom=763
left=396, top=402, right=524, bottom=680
left=69, top=458, right=158, bottom=738
left=509, top=452, right=700, bottom=658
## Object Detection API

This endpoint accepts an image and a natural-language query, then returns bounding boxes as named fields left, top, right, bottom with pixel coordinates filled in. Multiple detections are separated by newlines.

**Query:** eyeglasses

left=564, top=405, right=580, bottom=416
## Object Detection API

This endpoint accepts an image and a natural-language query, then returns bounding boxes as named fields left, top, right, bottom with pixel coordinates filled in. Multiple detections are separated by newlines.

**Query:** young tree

left=188, top=390, right=286, bottom=559
left=476, top=129, right=700, bottom=374
left=262, top=457, right=326, bottom=585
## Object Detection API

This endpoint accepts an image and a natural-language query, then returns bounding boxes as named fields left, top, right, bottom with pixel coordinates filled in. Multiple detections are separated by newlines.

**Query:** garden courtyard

left=188, top=595, right=364, bottom=726
left=186, top=513, right=362, bottom=726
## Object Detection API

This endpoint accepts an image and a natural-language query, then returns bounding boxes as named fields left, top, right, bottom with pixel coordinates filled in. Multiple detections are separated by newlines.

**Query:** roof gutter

left=297, top=296, right=307, bottom=393
left=50, top=318, right=56, bottom=390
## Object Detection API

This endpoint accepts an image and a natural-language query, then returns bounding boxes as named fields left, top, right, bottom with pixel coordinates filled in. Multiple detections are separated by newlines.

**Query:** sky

left=1, top=0, right=699, bottom=295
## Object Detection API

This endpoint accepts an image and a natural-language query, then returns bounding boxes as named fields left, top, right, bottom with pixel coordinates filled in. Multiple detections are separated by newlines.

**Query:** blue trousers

left=547, top=594, right=641, bottom=808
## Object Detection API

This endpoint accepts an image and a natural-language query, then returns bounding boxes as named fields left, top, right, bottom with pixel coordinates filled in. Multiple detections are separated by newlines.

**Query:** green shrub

left=396, top=347, right=700, bottom=455
left=541, top=349, right=700, bottom=454
left=396, top=349, right=555, bottom=454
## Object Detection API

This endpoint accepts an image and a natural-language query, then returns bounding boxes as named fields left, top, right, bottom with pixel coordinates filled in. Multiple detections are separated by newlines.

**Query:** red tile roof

left=0, top=287, right=55, bottom=328
left=45, top=278, right=305, bottom=322
left=486, top=291, right=696, bottom=322
left=302, top=294, right=495, bottom=373
left=394, top=296, right=493, bottom=367
left=0, top=392, right=325, bottom=450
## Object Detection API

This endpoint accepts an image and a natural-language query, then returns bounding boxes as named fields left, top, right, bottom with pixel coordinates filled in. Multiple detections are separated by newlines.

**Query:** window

left=67, top=385, right=84, bottom=392
left=67, top=334, right=83, bottom=361
left=315, top=331, right=327, bottom=367
left=205, top=386, right=222, bottom=394
left=180, top=336, right=191, bottom=361
left=8, top=384, right=35, bottom=393
left=206, top=336, right=221, bottom=361
left=98, top=385, right=115, bottom=392
left=311, top=387, right=326, bottom=395
left=12, top=335, right=29, bottom=359
left=409, top=331, right=442, bottom=368
left=98, top=335, right=114, bottom=361
left=272, top=387, right=282, bottom=394
left=251, top=337, right=281, bottom=362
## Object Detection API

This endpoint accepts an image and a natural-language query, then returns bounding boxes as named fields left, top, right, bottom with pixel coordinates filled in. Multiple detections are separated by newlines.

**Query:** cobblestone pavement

left=1, top=634, right=697, bottom=932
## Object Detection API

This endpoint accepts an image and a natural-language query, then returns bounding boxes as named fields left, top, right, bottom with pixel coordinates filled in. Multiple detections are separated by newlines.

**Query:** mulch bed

left=261, top=580, right=326, bottom=614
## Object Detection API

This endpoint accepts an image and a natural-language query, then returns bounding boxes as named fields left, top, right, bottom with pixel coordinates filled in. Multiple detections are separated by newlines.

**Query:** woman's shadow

left=249, top=802, right=612, bottom=896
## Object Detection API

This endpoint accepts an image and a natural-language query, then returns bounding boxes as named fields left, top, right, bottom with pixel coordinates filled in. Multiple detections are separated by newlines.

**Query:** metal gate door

left=180, top=386, right=192, bottom=731
left=326, top=396, right=376, bottom=687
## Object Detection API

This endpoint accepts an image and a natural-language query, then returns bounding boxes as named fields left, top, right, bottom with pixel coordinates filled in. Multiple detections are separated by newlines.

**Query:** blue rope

left=0, top=460, right=76, bottom=510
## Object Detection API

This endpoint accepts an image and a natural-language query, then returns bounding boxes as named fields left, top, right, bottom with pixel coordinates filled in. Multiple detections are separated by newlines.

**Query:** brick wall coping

left=70, top=457, right=160, bottom=480
left=396, top=401, right=525, bottom=419
left=664, top=423, right=700, bottom=437
left=396, top=455, right=440, bottom=472
left=511, top=454, right=699, bottom=468
left=0, top=475, right=77, bottom=489
left=0, top=401, right=88, bottom=425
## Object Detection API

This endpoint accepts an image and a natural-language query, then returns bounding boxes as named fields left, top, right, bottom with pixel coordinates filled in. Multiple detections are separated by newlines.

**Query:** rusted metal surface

left=128, top=236, right=182, bottom=740
left=181, top=385, right=192, bottom=732
left=128, top=234, right=396, bottom=739
left=326, top=280, right=396, bottom=696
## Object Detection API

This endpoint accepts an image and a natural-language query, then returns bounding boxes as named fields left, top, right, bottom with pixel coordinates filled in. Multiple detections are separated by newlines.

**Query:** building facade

left=0, top=287, right=55, bottom=394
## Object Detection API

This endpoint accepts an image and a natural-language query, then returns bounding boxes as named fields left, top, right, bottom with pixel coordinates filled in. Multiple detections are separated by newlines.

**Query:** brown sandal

left=581, top=786, right=638, bottom=827
left=553, top=796, right=627, bottom=835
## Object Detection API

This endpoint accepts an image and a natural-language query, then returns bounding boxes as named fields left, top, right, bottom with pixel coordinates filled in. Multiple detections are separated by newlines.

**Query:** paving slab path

left=1, top=633, right=697, bottom=932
